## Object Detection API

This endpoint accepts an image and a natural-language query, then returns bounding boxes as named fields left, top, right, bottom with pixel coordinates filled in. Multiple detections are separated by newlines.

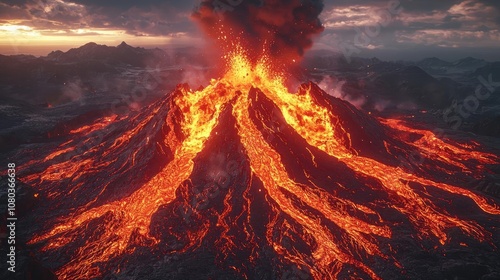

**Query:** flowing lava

left=21, top=48, right=500, bottom=279
left=20, top=1, right=500, bottom=279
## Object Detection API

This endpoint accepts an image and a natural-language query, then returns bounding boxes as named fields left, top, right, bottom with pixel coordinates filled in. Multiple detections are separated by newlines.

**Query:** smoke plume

left=192, top=0, right=324, bottom=65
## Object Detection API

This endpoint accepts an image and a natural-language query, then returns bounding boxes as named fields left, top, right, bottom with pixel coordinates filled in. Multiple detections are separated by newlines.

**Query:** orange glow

left=25, top=47, right=499, bottom=279
left=0, top=22, right=199, bottom=55
left=69, top=115, right=119, bottom=135
left=381, top=118, right=496, bottom=171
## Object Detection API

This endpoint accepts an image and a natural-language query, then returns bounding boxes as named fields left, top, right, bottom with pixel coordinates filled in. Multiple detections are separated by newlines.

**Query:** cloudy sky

left=1, top=0, right=499, bottom=60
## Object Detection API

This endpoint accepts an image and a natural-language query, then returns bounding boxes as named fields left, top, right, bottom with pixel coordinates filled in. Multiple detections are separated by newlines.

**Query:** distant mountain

left=416, top=56, right=490, bottom=76
left=415, top=57, right=452, bottom=75
left=303, top=50, right=386, bottom=70
left=0, top=42, right=220, bottom=106
left=302, top=52, right=494, bottom=110
left=0, top=42, right=171, bottom=106
left=371, top=66, right=450, bottom=108
left=0, top=58, right=118, bottom=105
left=46, top=42, right=168, bottom=67
left=1, top=43, right=498, bottom=113
left=452, top=57, right=488, bottom=70
left=473, top=61, right=500, bottom=82
left=417, top=57, right=452, bottom=68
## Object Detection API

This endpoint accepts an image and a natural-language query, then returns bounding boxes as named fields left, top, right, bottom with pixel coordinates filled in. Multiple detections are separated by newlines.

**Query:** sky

left=0, top=0, right=499, bottom=61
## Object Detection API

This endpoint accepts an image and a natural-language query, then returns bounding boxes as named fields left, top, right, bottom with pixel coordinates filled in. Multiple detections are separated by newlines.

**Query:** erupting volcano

left=16, top=0, right=500, bottom=279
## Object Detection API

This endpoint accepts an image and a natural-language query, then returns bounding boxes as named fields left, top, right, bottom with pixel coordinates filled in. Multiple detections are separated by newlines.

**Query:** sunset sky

left=1, top=0, right=499, bottom=60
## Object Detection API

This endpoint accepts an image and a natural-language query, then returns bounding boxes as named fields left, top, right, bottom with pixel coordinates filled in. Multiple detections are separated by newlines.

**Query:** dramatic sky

left=1, top=0, right=499, bottom=60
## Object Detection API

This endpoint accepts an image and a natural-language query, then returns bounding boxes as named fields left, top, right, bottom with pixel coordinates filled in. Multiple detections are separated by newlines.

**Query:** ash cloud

left=192, top=0, right=324, bottom=65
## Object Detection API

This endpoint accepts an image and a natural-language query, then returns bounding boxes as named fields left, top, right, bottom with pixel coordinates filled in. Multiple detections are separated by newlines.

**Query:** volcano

left=17, top=50, right=500, bottom=279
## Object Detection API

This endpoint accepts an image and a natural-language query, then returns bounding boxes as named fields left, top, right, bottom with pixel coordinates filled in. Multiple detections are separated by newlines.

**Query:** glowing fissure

left=25, top=51, right=499, bottom=279
left=381, top=118, right=496, bottom=172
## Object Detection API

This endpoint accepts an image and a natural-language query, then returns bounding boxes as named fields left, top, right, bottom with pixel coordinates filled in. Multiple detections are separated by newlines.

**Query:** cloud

left=321, top=4, right=391, bottom=29
left=398, top=0, right=499, bottom=29
left=315, top=0, right=500, bottom=59
left=447, top=0, right=499, bottom=29
left=0, top=2, right=31, bottom=20
left=71, top=0, right=195, bottom=36
left=0, top=0, right=196, bottom=37
left=394, top=0, right=500, bottom=48
left=396, top=29, right=500, bottom=47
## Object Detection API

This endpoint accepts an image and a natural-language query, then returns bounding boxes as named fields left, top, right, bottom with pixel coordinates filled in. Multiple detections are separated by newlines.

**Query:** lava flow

left=20, top=48, right=500, bottom=279
left=19, top=0, right=500, bottom=279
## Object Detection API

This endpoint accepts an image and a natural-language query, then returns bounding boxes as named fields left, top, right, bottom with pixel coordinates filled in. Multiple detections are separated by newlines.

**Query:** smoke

left=318, top=76, right=344, bottom=98
left=318, top=75, right=366, bottom=109
left=61, top=79, right=84, bottom=102
left=192, top=0, right=324, bottom=65
left=373, top=100, right=391, bottom=112
left=181, top=65, right=210, bottom=88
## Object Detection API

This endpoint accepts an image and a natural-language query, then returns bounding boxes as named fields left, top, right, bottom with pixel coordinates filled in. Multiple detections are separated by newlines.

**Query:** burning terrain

left=7, top=0, right=500, bottom=279
left=15, top=48, right=500, bottom=279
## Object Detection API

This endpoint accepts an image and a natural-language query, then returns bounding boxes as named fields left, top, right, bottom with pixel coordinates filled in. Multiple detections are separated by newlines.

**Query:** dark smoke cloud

left=192, top=0, right=324, bottom=65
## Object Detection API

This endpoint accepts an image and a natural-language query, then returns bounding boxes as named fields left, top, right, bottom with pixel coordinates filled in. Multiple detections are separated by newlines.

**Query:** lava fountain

left=19, top=0, right=500, bottom=279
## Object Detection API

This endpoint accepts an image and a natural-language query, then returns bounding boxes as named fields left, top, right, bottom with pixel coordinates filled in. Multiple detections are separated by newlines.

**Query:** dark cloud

left=70, top=0, right=194, bottom=10
left=0, top=0, right=30, bottom=6
left=0, top=2, right=31, bottom=19
left=27, top=1, right=86, bottom=25
left=324, top=0, right=500, bottom=12
left=67, top=0, right=196, bottom=35
left=192, top=0, right=324, bottom=65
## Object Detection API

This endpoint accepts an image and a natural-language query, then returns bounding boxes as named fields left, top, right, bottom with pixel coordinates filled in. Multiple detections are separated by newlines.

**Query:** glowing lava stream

left=380, top=118, right=496, bottom=172
left=29, top=78, right=235, bottom=278
left=28, top=51, right=500, bottom=279
left=233, top=92, right=389, bottom=279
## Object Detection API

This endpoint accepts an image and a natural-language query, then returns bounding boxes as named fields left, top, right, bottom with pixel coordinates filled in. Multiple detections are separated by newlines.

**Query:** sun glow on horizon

left=0, top=22, right=199, bottom=56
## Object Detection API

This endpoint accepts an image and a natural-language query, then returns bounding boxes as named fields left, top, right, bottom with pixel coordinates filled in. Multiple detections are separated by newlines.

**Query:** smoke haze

left=192, top=0, right=324, bottom=66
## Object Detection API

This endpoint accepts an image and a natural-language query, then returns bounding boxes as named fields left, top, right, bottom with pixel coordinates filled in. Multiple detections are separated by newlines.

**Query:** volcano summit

left=17, top=49, right=500, bottom=279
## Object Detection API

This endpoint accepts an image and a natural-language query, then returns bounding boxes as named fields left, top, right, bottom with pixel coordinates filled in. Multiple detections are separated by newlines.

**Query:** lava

left=21, top=49, right=500, bottom=279
left=381, top=118, right=496, bottom=173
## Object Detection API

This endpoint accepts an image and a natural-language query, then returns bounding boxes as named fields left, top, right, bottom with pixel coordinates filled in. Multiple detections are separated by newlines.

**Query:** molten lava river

left=19, top=51, right=500, bottom=279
